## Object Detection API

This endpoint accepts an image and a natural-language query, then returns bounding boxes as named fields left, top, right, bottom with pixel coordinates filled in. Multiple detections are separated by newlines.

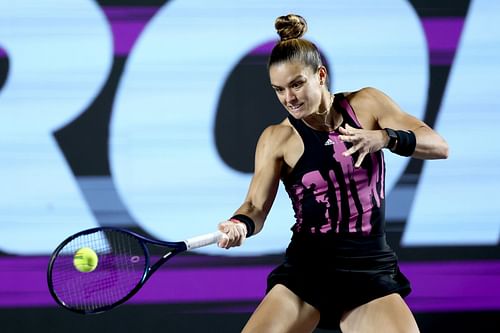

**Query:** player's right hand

left=217, top=220, right=247, bottom=249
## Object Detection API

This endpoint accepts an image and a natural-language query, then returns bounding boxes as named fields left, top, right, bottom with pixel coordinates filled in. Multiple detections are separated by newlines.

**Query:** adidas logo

left=324, top=138, right=334, bottom=146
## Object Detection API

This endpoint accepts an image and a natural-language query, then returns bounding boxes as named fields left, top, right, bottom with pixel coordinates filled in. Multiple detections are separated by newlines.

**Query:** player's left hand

left=338, top=124, right=388, bottom=168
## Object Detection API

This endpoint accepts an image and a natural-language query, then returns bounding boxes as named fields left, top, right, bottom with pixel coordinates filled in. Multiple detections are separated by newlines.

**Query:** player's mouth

left=288, top=103, right=304, bottom=113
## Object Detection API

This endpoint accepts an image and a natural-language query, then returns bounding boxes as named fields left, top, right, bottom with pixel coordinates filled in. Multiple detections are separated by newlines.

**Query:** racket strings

left=49, top=229, right=147, bottom=312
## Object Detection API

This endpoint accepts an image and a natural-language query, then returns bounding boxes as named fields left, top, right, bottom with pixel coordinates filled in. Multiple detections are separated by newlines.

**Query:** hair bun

left=275, top=14, right=307, bottom=41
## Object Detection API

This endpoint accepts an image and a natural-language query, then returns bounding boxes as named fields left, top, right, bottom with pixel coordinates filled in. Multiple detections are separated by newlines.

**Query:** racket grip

left=184, top=231, right=224, bottom=250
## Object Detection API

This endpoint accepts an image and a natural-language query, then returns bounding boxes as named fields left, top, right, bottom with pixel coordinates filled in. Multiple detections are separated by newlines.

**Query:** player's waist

left=287, top=232, right=391, bottom=259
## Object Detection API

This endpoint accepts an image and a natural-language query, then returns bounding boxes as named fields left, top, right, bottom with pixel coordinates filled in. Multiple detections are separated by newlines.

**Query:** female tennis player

left=218, top=14, right=448, bottom=333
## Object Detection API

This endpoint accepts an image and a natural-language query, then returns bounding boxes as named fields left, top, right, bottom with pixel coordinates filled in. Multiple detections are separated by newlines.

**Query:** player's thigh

left=242, top=284, right=320, bottom=333
left=340, top=293, right=419, bottom=333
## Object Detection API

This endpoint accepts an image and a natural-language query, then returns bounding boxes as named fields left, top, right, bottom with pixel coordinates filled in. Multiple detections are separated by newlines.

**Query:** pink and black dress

left=266, top=93, right=411, bottom=330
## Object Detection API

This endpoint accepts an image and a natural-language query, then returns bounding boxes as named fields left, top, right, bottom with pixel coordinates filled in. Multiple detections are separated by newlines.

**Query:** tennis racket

left=47, top=227, right=224, bottom=314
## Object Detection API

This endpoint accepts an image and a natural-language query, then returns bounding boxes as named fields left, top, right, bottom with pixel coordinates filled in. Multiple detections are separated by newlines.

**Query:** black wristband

left=384, top=128, right=398, bottom=150
left=392, top=130, right=416, bottom=157
left=230, top=214, right=255, bottom=237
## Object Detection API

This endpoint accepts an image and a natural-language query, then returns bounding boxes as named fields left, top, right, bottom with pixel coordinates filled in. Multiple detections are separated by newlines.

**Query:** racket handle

left=184, top=231, right=225, bottom=250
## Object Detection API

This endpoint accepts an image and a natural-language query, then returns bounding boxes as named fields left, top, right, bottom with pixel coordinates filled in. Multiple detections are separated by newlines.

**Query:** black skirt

left=266, top=233, right=411, bottom=330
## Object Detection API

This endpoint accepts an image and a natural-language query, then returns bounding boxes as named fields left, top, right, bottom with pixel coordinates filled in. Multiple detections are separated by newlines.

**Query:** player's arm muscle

left=353, top=87, right=448, bottom=159
left=233, top=125, right=286, bottom=235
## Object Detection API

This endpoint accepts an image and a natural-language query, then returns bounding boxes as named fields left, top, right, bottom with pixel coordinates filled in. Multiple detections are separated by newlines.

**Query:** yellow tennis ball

left=73, top=247, right=99, bottom=273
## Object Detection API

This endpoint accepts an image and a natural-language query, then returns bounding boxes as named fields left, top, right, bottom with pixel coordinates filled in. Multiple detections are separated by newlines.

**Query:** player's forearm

left=232, top=201, right=268, bottom=235
left=411, top=126, right=449, bottom=160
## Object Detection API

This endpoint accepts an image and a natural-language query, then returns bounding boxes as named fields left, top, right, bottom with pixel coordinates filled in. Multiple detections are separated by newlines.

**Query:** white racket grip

left=184, top=231, right=225, bottom=250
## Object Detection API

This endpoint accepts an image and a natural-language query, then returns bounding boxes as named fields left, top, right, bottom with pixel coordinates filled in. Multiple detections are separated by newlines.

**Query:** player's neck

left=303, top=93, right=339, bottom=132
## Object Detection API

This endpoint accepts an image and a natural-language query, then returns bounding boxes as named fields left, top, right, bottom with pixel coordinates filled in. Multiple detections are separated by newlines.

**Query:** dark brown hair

left=268, top=14, right=323, bottom=71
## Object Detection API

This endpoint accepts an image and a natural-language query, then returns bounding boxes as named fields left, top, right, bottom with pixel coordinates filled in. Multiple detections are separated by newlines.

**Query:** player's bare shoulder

left=260, top=119, right=295, bottom=144
left=257, top=119, right=301, bottom=165
left=345, top=87, right=379, bottom=111
left=275, top=118, right=304, bottom=170
left=344, top=87, right=381, bottom=130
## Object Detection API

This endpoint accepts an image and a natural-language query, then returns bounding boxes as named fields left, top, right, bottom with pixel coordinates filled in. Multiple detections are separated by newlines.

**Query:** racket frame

left=47, top=227, right=196, bottom=314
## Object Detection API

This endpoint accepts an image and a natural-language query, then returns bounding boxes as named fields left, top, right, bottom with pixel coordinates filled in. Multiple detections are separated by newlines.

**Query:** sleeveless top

left=282, top=93, right=386, bottom=237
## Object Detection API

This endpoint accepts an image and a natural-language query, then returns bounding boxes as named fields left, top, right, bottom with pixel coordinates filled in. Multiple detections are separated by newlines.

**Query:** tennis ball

left=73, top=247, right=99, bottom=273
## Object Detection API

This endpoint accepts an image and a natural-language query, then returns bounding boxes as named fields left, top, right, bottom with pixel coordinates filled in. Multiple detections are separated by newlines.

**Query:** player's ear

left=317, top=65, right=328, bottom=85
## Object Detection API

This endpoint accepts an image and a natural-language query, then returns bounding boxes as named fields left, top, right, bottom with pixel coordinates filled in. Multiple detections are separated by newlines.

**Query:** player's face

left=269, top=61, right=323, bottom=119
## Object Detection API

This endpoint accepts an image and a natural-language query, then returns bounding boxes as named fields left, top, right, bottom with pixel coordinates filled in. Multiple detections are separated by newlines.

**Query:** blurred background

left=0, top=0, right=499, bottom=332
